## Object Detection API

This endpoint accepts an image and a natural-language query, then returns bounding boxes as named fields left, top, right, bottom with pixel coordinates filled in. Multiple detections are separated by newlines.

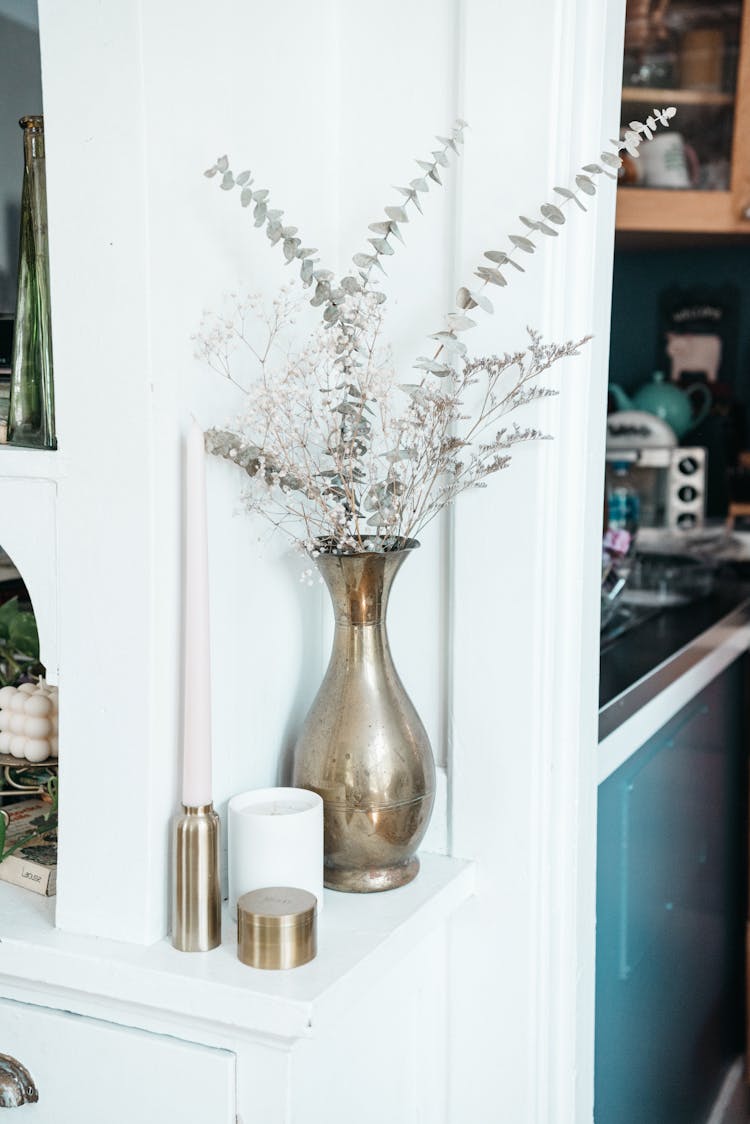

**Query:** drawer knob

left=0, top=1055, right=38, bottom=1108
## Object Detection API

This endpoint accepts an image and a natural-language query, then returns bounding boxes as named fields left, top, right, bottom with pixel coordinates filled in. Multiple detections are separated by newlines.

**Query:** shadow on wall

left=0, top=201, right=20, bottom=314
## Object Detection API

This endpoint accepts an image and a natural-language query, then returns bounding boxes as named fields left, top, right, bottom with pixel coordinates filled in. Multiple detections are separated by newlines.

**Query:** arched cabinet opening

left=0, top=498, right=58, bottom=902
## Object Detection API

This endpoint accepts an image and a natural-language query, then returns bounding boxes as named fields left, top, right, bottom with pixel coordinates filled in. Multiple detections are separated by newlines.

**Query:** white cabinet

left=0, top=998, right=235, bottom=1122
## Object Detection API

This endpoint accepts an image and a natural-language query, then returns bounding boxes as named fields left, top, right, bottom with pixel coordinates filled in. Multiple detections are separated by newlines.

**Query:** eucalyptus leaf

left=280, top=226, right=299, bottom=238
left=456, top=286, right=473, bottom=309
left=217, top=155, right=229, bottom=173
left=484, top=250, right=509, bottom=264
left=253, top=201, right=267, bottom=225
left=509, top=234, right=536, bottom=253
left=300, top=260, right=314, bottom=285
left=540, top=203, right=565, bottom=224
left=385, top=206, right=409, bottom=223
left=575, top=174, right=596, bottom=195
left=446, top=313, right=476, bottom=331
left=267, top=209, right=284, bottom=221
left=416, top=160, right=434, bottom=173
left=389, top=224, right=405, bottom=245
left=410, top=178, right=429, bottom=193
left=475, top=266, right=507, bottom=286
left=428, top=166, right=442, bottom=184
left=369, top=221, right=391, bottom=235
left=432, top=150, right=449, bottom=167
left=600, top=151, right=621, bottom=168
left=220, top=172, right=235, bottom=191
left=469, top=291, right=494, bottom=313
left=253, top=188, right=269, bottom=201
left=519, top=216, right=540, bottom=230
left=240, top=188, right=253, bottom=207
left=399, top=384, right=426, bottom=400
left=553, top=186, right=575, bottom=199
left=413, top=357, right=454, bottom=374
left=204, top=165, right=219, bottom=178
left=368, top=237, right=395, bottom=255
left=341, top=276, right=361, bottom=294
left=296, top=247, right=317, bottom=259
left=353, top=252, right=376, bottom=268
left=536, top=222, right=558, bottom=237
left=283, top=239, right=298, bottom=262
left=582, top=163, right=603, bottom=174
left=236, top=171, right=251, bottom=185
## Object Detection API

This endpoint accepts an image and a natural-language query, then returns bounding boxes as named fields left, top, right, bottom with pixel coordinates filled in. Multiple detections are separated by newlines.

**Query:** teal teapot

left=608, top=371, right=711, bottom=441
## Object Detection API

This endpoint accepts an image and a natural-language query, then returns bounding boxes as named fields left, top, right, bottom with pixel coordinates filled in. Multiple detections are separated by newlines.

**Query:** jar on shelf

left=8, top=116, right=56, bottom=450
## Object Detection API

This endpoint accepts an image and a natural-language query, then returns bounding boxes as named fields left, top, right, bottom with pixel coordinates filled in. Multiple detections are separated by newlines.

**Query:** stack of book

left=0, top=797, right=57, bottom=896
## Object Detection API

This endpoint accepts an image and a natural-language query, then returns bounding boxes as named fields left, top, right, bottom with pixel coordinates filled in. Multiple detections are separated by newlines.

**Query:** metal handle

left=0, top=1055, right=38, bottom=1108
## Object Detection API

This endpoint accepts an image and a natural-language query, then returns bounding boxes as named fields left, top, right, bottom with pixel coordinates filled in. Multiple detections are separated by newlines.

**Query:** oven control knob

left=677, top=512, right=697, bottom=529
left=678, top=485, right=698, bottom=502
left=678, top=456, right=699, bottom=476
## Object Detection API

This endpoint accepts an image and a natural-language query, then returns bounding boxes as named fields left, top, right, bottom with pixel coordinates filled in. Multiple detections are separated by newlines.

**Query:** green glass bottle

left=8, top=115, right=55, bottom=450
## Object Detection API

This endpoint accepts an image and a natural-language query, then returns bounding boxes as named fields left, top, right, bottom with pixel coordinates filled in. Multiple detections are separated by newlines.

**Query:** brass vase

left=292, top=540, right=435, bottom=892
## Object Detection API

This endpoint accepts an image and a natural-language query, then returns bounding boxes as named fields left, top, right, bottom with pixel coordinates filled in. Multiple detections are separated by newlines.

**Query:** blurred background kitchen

left=602, top=0, right=750, bottom=637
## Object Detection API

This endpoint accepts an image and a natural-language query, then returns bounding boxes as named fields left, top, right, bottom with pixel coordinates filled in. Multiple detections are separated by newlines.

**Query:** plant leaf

left=540, top=203, right=565, bottom=224
left=385, top=206, right=409, bottom=223
left=509, top=234, right=536, bottom=253
left=469, top=291, right=494, bottom=313
left=475, top=266, right=507, bottom=286
left=217, top=155, right=229, bottom=173
left=446, top=313, right=477, bottom=331
left=484, top=250, right=509, bottom=264
left=575, top=174, right=596, bottom=195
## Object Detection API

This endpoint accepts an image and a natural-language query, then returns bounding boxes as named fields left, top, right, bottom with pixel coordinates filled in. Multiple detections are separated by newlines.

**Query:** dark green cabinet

left=595, top=659, right=746, bottom=1124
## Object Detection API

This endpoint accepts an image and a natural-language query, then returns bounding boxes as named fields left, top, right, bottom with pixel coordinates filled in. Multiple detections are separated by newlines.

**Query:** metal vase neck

left=314, top=541, right=419, bottom=626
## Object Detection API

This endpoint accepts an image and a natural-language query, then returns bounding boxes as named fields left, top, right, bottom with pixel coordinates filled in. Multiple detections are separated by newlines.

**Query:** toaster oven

left=604, top=446, right=706, bottom=532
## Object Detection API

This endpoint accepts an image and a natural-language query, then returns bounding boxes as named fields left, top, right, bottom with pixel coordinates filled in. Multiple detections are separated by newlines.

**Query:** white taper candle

left=182, top=419, right=213, bottom=807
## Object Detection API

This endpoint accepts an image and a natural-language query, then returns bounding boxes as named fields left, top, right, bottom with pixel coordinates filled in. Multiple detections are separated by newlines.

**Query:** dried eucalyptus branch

left=419, top=106, right=677, bottom=373
left=200, top=110, right=674, bottom=555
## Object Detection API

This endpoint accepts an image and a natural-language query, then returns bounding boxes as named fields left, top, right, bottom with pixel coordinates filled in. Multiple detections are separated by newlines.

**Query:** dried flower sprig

left=201, top=109, right=675, bottom=554
left=198, top=287, right=587, bottom=552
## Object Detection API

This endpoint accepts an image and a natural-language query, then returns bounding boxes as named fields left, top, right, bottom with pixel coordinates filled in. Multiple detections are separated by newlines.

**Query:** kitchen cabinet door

left=595, top=660, right=746, bottom=1124
left=0, top=998, right=235, bottom=1122
left=616, top=0, right=750, bottom=236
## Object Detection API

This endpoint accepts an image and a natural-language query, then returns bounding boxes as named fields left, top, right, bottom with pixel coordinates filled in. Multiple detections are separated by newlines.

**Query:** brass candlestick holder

left=172, top=803, right=221, bottom=952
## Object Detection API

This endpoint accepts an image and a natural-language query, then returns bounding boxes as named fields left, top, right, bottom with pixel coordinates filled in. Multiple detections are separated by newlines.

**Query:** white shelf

left=0, top=447, right=63, bottom=482
left=0, top=852, right=475, bottom=1042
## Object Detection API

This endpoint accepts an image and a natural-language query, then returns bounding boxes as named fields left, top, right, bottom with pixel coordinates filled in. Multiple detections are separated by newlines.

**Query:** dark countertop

left=599, top=570, right=750, bottom=716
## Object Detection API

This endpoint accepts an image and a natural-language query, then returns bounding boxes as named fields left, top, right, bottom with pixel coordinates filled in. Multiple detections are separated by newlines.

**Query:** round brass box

left=237, top=887, right=317, bottom=970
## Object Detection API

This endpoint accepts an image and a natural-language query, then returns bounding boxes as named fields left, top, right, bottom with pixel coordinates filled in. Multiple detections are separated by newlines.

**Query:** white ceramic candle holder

left=228, top=787, right=324, bottom=919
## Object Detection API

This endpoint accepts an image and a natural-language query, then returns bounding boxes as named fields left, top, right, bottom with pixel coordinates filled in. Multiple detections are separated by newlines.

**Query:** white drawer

left=0, top=998, right=235, bottom=1122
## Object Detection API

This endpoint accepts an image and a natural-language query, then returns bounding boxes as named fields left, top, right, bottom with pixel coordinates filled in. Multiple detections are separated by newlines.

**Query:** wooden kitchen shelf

left=616, top=187, right=750, bottom=236
left=622, top=86, right=735, bottom=108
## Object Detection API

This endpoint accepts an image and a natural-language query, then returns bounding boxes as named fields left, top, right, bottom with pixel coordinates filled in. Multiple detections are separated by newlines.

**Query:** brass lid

left=237, top=887, right=317, bottom=970
left=19, top=116, right=43, bottom=131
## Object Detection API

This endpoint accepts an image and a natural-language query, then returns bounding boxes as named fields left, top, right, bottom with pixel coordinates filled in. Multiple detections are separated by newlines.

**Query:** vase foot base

left=324, top=856, right=420, bottom=893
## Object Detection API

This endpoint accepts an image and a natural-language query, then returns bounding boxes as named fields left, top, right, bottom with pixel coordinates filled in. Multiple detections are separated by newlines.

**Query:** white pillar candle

left=228, top=787, right=324, bottom=918
left=182, top=419, right=213, bottom=808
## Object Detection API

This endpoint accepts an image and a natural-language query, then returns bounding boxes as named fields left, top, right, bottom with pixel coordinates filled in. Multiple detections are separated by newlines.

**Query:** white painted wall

left=31, top=0, right=623, bottom=1119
